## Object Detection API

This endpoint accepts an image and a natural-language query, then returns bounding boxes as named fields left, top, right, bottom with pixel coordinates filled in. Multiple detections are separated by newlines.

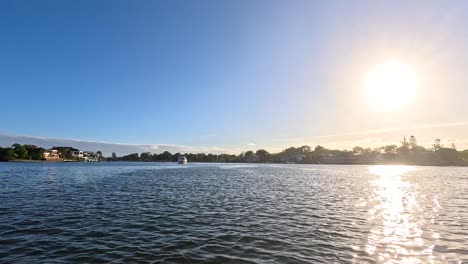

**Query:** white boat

left=178, top=155, right=187, bottom=164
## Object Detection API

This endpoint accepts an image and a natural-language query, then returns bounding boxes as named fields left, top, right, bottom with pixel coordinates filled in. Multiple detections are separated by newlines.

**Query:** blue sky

left=1, top=0, right=468, bottom=154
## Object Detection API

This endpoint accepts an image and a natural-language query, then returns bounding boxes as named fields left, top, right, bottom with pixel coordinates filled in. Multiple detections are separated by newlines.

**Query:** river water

left=0, top=162, right=467, bottom=263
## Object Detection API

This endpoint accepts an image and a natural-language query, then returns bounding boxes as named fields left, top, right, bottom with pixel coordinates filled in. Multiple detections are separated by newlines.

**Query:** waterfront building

left=71, top=150, right=84, bottom=158
left=43, top=149, right=62, bottom=161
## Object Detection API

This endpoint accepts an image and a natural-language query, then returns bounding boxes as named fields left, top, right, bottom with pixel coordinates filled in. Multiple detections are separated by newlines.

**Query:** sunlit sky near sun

left=1, top=0, right=468, bottom=154
left=364, top=61, right=419, bottom=112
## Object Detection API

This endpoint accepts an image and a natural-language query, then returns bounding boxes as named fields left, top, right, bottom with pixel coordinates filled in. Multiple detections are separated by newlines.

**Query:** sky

left=1, top=0, right=468, bottom=155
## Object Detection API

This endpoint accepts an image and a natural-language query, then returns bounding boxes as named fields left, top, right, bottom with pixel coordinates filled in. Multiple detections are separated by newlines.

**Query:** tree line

left=1, top=136, right=467, bottom=165
left=110, top=136, right=468, bottom=166
left=0, top=144, right=103, bottom=161
left=0, top=144, right=46, bottom=161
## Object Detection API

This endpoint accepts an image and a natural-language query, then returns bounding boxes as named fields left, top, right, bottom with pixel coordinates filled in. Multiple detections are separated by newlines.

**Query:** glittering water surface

left=0, top=163, right=467, bottom=263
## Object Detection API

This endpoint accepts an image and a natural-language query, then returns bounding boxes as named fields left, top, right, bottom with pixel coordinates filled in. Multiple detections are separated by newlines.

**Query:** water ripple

left=0, top=162, right=467, bottom=263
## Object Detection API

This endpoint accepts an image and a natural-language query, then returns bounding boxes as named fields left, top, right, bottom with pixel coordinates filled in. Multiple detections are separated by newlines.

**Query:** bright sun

left=364, top=61, right=419, bottom=112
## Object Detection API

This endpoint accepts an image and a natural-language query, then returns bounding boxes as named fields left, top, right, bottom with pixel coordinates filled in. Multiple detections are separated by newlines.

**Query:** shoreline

left=2, top=160, right=466, bottom=167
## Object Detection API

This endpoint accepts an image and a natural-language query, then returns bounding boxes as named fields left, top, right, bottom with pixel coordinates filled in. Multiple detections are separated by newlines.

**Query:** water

left=0, top=162, right=467, bottom=263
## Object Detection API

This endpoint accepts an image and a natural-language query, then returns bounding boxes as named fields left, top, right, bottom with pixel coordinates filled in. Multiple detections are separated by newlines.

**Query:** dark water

left=0, top=162, right=467, bottom=263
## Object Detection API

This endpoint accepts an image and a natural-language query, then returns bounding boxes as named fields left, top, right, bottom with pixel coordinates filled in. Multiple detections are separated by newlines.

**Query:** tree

left=11, top=143, right=28, bottom=160
left=353, top=146, right=364, bottom=154
left=96, top=151, right=103, bottom=161
left=397, top=137, right=410, bottom=157
left=409, top=135, right=417, bottom=149
left=460, top=150, right=468, bottom=163
left=379, top=145, right=398, bottom=163
left=11, top=143, right=22, bottom=149
left=206, top=153, right=217, bottom=162
left=23, top=145, right=45, bottom=160
left=434, top=147, right=463, bottom=166
left=277, top=146, right=311, bottom=163
left=61, top=148, right=72, bottom=160
left=401, top=137, right=409, bottom=148
left=159, top=151, right=172, bottom=161
left=383, top=145, right=397, bottom=154
left=432, top=139, right=441, bottom=151
left=140, top=152, right=151, bottom=161
left=243, top=151, right=255, bottom=162
left=0, top=147, right=15, bottom=161
left=112, top=152, right=117, bottom=159
left=308, top=145, right=328, bottom=163
left=314, top=145, right=326, bottom=155
left=121, top=153, right=139, bottom=161
left=298, top=145, right=311, bottom=154
left=255, top=149, right=270, bottom=163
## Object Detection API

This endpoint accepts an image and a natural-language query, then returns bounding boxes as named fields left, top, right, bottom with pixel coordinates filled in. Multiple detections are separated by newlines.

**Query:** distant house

left=83, top=151, right=94, bottom=157
left=83, top=151, right=97, bottom=161
left=43, top=149, right=62, bottom=161
left=71, top=150, right=84, bottom=158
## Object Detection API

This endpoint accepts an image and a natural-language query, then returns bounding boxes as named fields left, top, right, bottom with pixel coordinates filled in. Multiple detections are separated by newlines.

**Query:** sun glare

left=364, top=61, right=419, bottom=112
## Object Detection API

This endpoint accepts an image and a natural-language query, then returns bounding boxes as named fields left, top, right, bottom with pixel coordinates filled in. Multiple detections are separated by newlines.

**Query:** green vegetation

left=110, top=136, right=468, bottom=166
left=0, top=144, right=46, bottom=161
left=1, top=136, right=467, bottom=166
left=0, top=144, right=103, bottom=162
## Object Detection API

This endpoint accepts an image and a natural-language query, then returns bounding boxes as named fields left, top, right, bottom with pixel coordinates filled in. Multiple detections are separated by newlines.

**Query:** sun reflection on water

left=363, top=165, right=435, bottom=263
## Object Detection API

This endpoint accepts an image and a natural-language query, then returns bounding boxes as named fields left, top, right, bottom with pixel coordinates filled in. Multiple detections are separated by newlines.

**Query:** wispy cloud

left=0, top=133, right=228, bottom=156
left=322, top=138, right=387, bottom=147
left=265, top=121, right=468, bottom=143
